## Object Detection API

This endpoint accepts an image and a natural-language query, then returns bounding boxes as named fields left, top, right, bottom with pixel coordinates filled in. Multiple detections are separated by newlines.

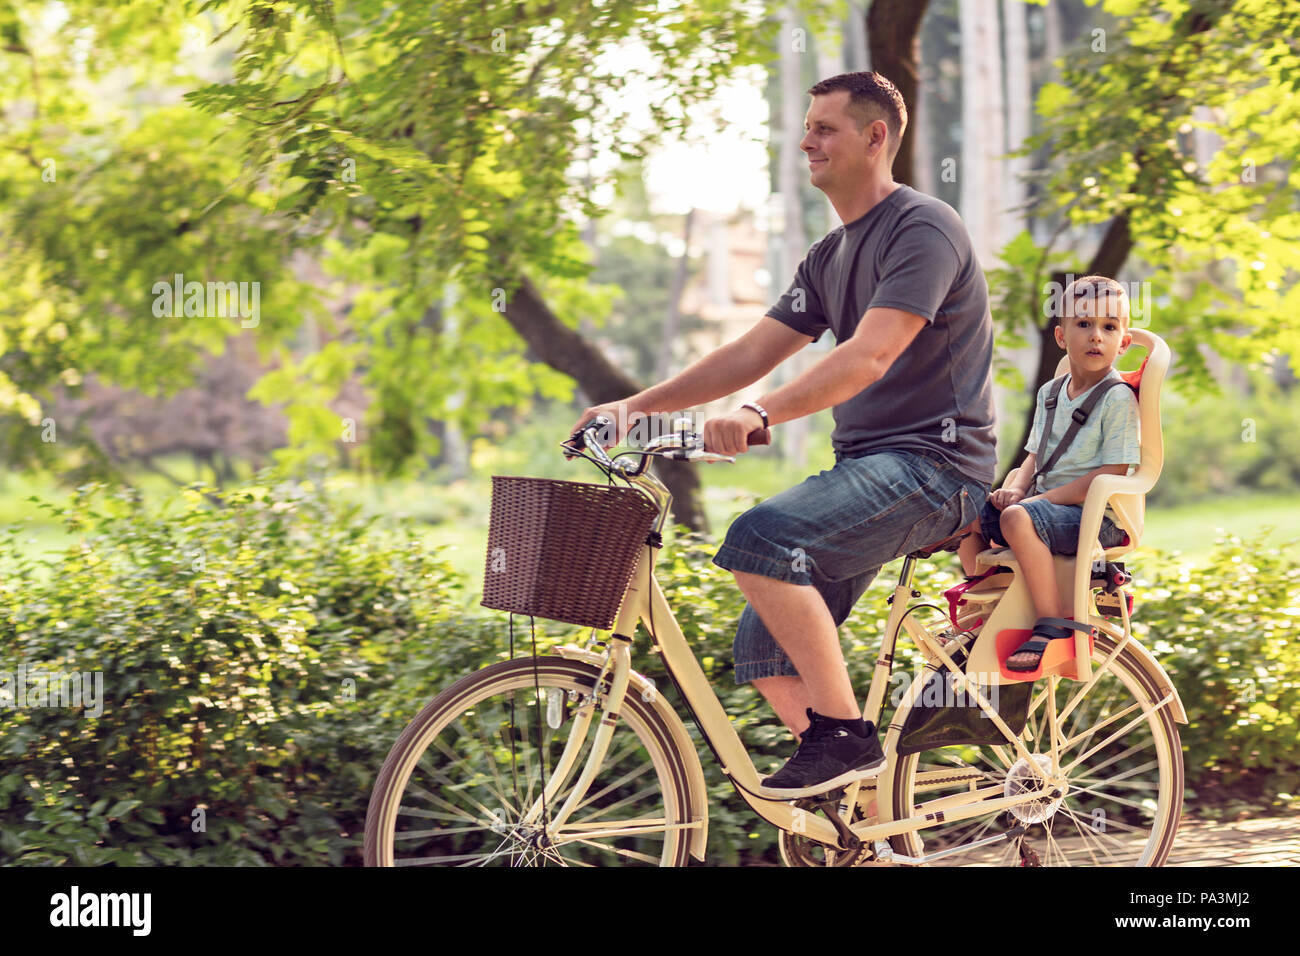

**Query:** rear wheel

left=364, top=657, right=698, bottom=866
left=886, top=632, right=1183, bottom=866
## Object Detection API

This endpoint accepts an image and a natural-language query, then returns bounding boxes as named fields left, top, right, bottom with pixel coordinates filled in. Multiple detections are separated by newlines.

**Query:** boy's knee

left=999, top=504, right=1030, bottom=533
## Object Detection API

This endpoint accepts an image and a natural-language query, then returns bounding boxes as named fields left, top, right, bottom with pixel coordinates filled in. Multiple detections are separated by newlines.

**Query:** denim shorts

left=711, top=448, right=989, bottom=684
left=978, top=498, right=1128, bottom=554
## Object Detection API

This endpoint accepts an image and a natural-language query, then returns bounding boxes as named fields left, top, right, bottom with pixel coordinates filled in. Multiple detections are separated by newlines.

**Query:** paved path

left=926, top=814, right=1300, bottom=866
left=1163, top=815, right=1300, bottom=866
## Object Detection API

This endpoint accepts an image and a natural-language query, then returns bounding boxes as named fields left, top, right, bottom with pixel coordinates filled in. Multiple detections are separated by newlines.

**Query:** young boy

left=955, top=275, right=1141, bottom=670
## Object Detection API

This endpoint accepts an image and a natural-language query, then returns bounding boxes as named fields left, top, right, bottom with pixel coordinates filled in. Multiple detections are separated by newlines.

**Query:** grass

left=376, top=460, right=1300, bottom=598
left=3, top=448, right=1297, bottom=600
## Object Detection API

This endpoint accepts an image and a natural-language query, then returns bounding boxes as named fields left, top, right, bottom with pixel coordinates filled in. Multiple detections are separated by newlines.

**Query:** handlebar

left=562, top=415, right=770, bottom=476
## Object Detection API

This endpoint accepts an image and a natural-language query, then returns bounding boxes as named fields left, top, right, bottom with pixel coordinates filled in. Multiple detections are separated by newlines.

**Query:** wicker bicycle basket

left=481, top=476, right=661, bottom=630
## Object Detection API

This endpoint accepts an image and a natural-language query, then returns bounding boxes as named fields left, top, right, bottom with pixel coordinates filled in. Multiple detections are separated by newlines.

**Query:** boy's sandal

left=1005, top=617, right=1094, bottom=672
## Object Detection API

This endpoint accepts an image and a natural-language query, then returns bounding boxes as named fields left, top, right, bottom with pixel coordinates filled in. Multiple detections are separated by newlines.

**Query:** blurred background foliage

left=0, top=0, right=1297, bottom=865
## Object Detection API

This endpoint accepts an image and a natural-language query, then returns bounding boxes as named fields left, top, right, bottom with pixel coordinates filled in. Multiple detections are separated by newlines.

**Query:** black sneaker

left=761, top=709, right=887, bottom=797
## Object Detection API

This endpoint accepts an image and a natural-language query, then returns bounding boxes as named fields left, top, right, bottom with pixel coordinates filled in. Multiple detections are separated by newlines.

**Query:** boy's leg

left=956, top=519, right=986, bottom=576
left=958, top=498, right=1009, bottom=577
left=998, top=504, right=1064, bottom=619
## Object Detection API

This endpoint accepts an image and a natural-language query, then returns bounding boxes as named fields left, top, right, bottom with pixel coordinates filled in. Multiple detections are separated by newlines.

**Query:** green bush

left=1131, top=535, right=1300, bottom=814
left=1, top=477, right=1295, bottom=866
left=0, top=478, right=479, bottom=865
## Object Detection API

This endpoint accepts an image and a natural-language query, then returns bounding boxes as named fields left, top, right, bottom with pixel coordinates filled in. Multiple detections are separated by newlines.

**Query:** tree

left=988, top=0, right=1300, bottom=484
left=1, top=0, right=791, bottom=530
left=866, top=0, right=932, bottom=188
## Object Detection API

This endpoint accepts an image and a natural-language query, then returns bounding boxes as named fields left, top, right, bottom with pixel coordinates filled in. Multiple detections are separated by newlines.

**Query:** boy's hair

left=807, top=72, right=908, bottom=164
left=1058, top=275, right=1131, bottom=329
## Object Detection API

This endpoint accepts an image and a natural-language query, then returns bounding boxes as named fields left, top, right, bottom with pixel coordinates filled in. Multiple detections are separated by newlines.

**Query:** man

left=571, top=72, right=996, bottom=795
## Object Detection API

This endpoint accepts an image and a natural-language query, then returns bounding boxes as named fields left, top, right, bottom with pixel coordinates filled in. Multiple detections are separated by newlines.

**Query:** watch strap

left=741, top=402, right=769, bottom=429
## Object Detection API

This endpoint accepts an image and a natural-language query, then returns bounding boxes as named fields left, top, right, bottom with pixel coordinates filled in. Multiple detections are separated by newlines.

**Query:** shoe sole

left=758, top=756, right=887, bottom=799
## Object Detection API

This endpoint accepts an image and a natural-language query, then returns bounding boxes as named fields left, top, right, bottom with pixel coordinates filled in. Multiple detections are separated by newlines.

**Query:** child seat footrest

left=995, top=617, right=1096, bottom=683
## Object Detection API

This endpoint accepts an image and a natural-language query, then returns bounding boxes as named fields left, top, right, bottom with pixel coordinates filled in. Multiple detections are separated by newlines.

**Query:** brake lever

left=562, top=415, right=614, bottom=460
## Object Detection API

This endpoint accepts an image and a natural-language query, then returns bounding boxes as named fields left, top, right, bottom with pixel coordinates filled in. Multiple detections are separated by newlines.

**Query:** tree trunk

left=1001, top=0, right=1031, bottom=244
left=845, top=1, right=869, bottom=72
left=959, top=0, right=1005, bottom=270
left=866, top=0, right=931, bottom=189
left=502, top=273, right=708, bottom=532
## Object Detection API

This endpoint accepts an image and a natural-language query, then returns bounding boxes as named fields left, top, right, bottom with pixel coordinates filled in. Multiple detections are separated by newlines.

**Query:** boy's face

left=1054, top=293, right=1133, bottom=374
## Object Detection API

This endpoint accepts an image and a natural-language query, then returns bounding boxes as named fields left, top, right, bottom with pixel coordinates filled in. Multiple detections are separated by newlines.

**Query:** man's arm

left=748, top=307, right=927, bottom=427
left=630, top=315, right=813, bottom=413
left=569, top=316, right=812, bottom=445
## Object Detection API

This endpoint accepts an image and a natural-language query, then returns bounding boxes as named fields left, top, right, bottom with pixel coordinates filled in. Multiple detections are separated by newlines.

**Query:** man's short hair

left=806, top=71, right=908, bottom=163
left=1059, top=275, right=1131, bottom=328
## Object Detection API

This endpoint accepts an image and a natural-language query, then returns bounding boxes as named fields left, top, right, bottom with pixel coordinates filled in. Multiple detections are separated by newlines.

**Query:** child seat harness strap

left=1029, top=374, right=1134, bottom=492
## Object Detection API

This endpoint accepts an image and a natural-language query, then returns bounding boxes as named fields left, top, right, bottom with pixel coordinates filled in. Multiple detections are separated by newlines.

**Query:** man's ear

left=870, top=118, right=888, bottom=155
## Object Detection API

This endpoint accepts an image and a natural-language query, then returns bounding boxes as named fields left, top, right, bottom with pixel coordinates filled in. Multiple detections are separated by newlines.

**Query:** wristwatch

left=740, top=402, right=769, bottom=429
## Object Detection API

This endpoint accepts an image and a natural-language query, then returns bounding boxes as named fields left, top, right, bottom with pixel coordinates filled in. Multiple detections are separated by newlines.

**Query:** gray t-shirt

left=766, top=184, right=997, bottom=485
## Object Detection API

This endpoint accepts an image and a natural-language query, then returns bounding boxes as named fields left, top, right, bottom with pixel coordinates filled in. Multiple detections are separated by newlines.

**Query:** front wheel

left=886, top=631, right=1183, bottom=866
left=364, top=656, right=699, bottom=866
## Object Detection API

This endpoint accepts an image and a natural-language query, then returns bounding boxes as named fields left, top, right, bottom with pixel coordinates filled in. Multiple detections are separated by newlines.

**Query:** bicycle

left=364, top=411, right=1186, bottom=867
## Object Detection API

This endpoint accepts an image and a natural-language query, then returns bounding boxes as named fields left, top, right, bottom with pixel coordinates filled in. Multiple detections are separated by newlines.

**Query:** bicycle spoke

left=394, top=850, right=504, bottom=866
left=1063, top=698, right=1170, bottom=775
left=934, top=811, right=1000, bottom=853
left=1071, top=775, right=1159, bottom=791
left=571, top=838, right=661, bottom=865
left=443, top=720, right=515, bottom=814
left=404, top=777, right=493, bottom=827
left=394, top=824, right=492, bottom=840
left=1060, top=701, right=1142, bottom=760
left=1063, top=810, right=1152, bottom=838
left=1058, top=639, right=1127, bottom=726
left=396, top=805, right=482, bottom=823
left=1071, top=744, right=1151, bottom=783
left=1063, top=680, right=1105, bottom=750
left=563, top=737, right=655, bottom=812
left=367, top=661, right=687, bottom=866
left=1043, top=815, right=1069, bottom=866
left=1068, top=780, right=1159, bottom=816
left=573, top=783, right=662, bottom=826
left=570, top=769, right=660, bottom=823
left=887, top=635, right=1181, bottom=868
left=1059, top=804, right=1104, bottom=866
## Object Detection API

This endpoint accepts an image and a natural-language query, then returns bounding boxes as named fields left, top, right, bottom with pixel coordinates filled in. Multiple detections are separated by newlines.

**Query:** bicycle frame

left=516, top=431, right=1186, bottom=859
left=523, top=539, right=1062, bottom=855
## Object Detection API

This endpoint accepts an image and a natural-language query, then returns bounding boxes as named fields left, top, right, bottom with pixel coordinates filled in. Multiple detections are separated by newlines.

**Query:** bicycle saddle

left=906, top=529, right=971, bottom=560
